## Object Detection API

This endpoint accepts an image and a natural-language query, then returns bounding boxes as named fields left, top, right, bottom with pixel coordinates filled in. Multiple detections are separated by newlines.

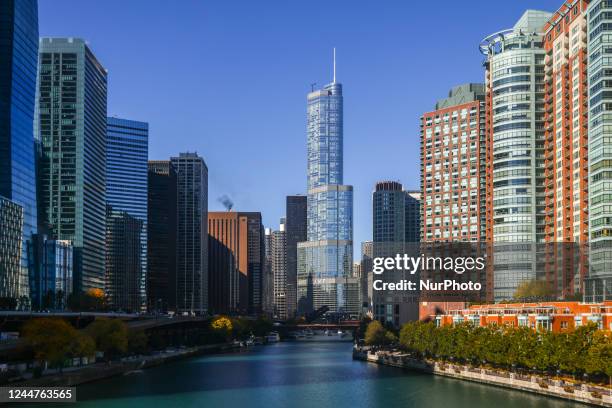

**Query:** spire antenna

left=333, top=48, right=336, bottom=83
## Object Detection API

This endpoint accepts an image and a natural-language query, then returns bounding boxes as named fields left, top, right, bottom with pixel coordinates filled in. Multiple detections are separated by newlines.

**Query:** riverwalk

left=353, top=347, right=611, bottom=407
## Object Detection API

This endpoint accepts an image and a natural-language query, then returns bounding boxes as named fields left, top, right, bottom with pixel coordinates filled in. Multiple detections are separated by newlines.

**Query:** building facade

left=147, top=161, right=177, bottom=312
left=0, top=197, right=23, bottom=300
left=297, top=74, right=356, bottom=317
left=481, top=11, right=552, bottom=301
left=0, top=0, right=39, bottom=298
left=171, top=153, right=208, bottom=314
left=420, top=84, right=486, bottom=242
left=36, top=38, right=108, bottom=294
left=272, top=220, right=287, bottom=319
left=28, top=235, right=73, bottom=310
left=372, top=181, right=420, bottom=326
left=586, top=0, right=612, bottom=301
left=207, top=211, right=263, bottom=314
left=433, top=301, right=611, bottom=332
left=263, top=228, right=274, bottom=316
left=285, top=195, right=307, bottom=318
left=106, top=117, right=148, bottom=312
left=105, top=209, right=143, bottom=313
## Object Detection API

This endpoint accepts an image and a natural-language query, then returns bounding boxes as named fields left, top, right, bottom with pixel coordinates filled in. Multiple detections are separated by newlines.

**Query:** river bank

left=12, top=343, right=240, bottom=388
left=353, top=347, right=611, bottom=407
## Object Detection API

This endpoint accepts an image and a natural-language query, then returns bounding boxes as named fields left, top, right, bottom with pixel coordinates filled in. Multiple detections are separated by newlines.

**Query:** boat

left=266, top=331, right=280, bottom=343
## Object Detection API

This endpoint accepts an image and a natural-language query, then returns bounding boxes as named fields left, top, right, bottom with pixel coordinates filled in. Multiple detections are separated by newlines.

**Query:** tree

left=365, top=320, right=395, bottom=346
left=128, top=330, right=148, bottom=355
left=513, top=280, right=554, bottom=301
left=22, top=318, right=86, bottom=373
left=86, top=319, right=128, bottom=361
left=211, top=316, right=233, bottom=341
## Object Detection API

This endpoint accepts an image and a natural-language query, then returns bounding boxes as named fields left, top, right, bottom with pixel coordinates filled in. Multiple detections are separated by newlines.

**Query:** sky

left=39, top=0, right=562, bottom=255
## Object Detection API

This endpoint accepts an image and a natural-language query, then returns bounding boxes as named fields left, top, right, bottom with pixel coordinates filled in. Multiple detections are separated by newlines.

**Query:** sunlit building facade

left=481, top=11, right=552, bottom=301
left=297, top=77, right=357, bottom=317
left=36, top=38, right=108, bottom=294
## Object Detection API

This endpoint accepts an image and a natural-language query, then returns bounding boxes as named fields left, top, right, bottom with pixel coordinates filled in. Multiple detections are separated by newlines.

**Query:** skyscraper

left=272, top=220, right=287, bottom=319
left=147, top=161, right=177, bottom=312
left=28, top=235, right=72, bottom=310
left=420, top=84, right=486, bottom=242
left=481, top=11, right=552, bottom=300
left=360, top=241, right=373, bottom=313
left=0, top=197, right=23, bottom=300
left=297, top=52, right=356, bottom=316
left=285, top=195, right=307, bottom=318
left=263, top=228, right=274, bottom=316
left=586, top=0, right=612, bottom=301
left=0, top=0, right=39, bottom=299
left=373, top=181, right=407, bottom=243
left=105, top=209, right=143, bottom=313
left=105, top=117, right=148, bottom=312
left=207, top=211, right=263, bottom=314
left=372, top=181, right=419, bottom=326
left=405, top=191, right=421, bottom=243
left=36, top=38, right=108, bottom=294
left=171, top=153, right=208, bottom=314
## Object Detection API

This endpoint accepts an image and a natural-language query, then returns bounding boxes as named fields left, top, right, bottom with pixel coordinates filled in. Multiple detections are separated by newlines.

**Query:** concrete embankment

left=14, top=343, right=234, bottom=387
left=353, top=348, right=611, bottom=407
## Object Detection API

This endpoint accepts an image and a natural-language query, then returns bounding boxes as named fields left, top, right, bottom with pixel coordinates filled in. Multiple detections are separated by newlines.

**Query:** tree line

left=365, top=320, right=611, bottom=380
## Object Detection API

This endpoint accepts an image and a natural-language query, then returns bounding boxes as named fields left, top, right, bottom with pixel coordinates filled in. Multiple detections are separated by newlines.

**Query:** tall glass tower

left=36, top=38, right=108, bottom=294
left=0, top=0, right=39, bottom=299
left=297, top=53, right=357, bottom=316
left=106, top=117, right=148, bottom=312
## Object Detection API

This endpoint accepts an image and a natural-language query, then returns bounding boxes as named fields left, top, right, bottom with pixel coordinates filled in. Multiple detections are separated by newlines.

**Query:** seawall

left=353, top=348, right=611, bottom=407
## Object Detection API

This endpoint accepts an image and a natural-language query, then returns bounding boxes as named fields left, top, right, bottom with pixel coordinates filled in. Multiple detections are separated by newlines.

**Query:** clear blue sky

left=39, top=0, right=562, bottom=254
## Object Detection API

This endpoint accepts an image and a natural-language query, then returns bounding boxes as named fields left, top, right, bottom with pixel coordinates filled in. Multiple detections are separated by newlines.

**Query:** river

left=52, top=341, right=584, bottom=407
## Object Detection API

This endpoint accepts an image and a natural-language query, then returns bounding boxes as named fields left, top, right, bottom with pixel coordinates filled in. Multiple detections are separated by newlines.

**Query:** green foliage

left=513, top=280, right=554, bottom=301
left=22, top=318, right=93, bottom=372
left=128, top=330, right=148, bottom=355
left=85, top=319, right=128, bottom=361
left=365, top=320, right=396, bottom=346
left=397, top=321, right=611, bottom=377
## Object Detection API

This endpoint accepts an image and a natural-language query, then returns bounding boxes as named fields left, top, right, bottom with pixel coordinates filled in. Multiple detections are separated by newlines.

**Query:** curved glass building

left=297, top=77, right=357, bottom=316
left=481, top=10, right=552, bottom=300
left=481, top=10, right=551, bottom=244
left=0, top=0, right=39, bottom=299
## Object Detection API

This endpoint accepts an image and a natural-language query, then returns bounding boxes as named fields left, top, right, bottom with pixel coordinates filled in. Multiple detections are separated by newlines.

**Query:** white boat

left=266, top=331, right=280, bottom=342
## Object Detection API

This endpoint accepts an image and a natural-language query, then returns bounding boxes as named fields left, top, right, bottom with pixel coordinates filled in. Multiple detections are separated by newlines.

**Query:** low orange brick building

left=433, top=301, right=612, bottom=332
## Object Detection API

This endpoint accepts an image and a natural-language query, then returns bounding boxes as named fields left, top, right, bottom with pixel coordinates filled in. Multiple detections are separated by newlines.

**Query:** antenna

left=333, top=47, right=336, bottom=83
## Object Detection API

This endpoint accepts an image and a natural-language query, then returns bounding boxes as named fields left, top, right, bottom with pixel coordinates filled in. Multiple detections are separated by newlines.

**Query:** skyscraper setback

left=297, top=54, right=357, bottom=316
left=171, top=153, right=208, bottom=314
left=36, top=38, right=108, bottom=294
left=0, top=0, right=39, bottom=298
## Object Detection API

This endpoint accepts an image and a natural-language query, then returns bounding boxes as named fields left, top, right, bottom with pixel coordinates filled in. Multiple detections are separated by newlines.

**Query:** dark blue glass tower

left=0, top=0, right=39, bottom=298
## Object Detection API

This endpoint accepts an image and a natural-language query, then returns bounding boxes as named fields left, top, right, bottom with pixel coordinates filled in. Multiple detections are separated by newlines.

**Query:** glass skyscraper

left=106, top=117, right=148, bottom=312
left=171, top=153, right=208, bottom=314
left=297, top=71, right=357, bottom=316
left=36, top=38, right=108, bottom=294
left=0, top=0, right=39, bottom=299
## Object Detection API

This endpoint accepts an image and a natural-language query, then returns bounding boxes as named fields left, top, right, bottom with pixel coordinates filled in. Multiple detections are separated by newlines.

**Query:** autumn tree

left=86, top=319, right=128, bottom=361
left=22, top=318, right=93, bottom=373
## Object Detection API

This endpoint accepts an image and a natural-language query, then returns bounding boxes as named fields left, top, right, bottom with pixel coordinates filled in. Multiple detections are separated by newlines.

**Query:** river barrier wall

left=353, top=348, right=611, bottom=407
left=14, top=343, right=234, bottom=387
